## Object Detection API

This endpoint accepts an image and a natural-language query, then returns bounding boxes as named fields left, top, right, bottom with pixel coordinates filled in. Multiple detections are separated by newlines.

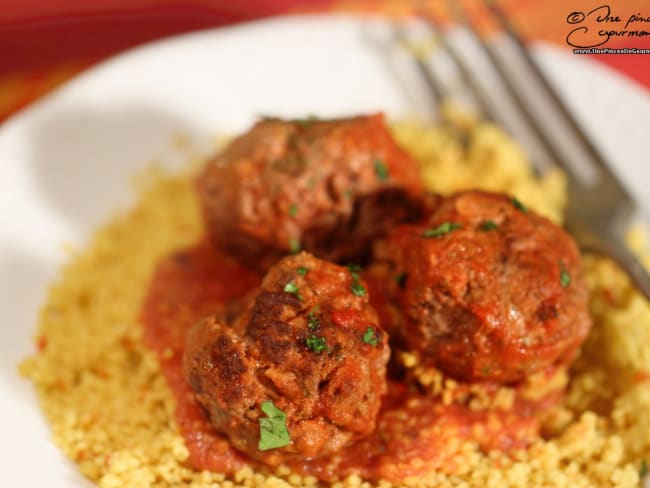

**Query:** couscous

left=21, top=114, right=650, bottom=487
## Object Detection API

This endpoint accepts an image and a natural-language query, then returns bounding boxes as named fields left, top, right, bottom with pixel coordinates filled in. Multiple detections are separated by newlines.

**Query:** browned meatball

left=377, top=190, right=591, bottom=383
left=197, top=114, right=424, bottom=270
left=183, top=252, right=389, bottom=465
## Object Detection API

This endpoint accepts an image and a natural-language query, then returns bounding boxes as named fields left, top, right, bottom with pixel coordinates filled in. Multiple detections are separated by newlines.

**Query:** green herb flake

left=289, top=237, right=301, bottom=254
left=560, top=262, right=571, bottom=289
left=640, top=459, right=648, bottom=478
left=347, top=264, right=366, bottom=297
left=351, top=281, right=367, bottom=297
left=284, top=282, right=298, bottom=293
left=422, top=222, right=462, bottom=238
left=307, top=311, right=320, bottom=330
left=288, top=203, right=298, bottom=217
left=511, top=197, right=528, bottom=213
left=258, top=401, right=291, bottom=451
left=306, top=335, right=327, bottom=353
left=347, top=264, right=362, bottom=276
left=362, top=327, right=379, bottom=346
left=374, top=159, right=390, bottom=181
left=479, top=220, right=498, bottom=232
left=283, top=281, right=303, bottom=301
left=481, top=366, right=492, bottom=375
left=394, top=272, right=407, bottom=289
left=296, top=266, right=308, bottom=276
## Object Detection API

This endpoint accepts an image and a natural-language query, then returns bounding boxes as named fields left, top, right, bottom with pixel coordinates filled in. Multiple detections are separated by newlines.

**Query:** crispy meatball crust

left=377, top=190, right=591, bottom=383
left=197, top=114, right=424, bottom=270
left=183, top=252, right=389, bottom=465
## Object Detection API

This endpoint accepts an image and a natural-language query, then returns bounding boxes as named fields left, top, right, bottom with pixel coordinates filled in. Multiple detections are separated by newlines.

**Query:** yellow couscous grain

left=20, top=117, right=650, bottom=487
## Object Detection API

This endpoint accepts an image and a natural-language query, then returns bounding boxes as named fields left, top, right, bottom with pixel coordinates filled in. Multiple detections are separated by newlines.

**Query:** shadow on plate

left=25, top=104, right=210, bottom=234
left=2, top=104, right=210, bottom=487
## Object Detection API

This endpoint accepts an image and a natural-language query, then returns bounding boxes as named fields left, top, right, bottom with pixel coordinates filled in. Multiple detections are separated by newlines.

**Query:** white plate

left=0, top=14, right=648, bottom=487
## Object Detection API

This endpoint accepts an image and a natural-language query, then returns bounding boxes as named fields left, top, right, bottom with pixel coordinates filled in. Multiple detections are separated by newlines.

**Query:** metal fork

left=397, top=0, right=650, bottom=301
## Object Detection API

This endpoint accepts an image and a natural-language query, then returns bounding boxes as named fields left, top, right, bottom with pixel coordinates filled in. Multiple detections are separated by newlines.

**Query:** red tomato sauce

left=141, top=240, right=261, bottom=473
left=141, top=241, right=556, bottom=482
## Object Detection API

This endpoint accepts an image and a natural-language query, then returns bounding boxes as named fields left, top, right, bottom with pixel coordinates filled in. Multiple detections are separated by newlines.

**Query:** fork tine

left=423, top=12, right=495, bottom=121
left=403, top=3, right=650, bottom=300
left=393, top=24, right=447, bottom=105
left=442, top=0, right=568, bottom=175
left=485, top=0, right=631, bottom=195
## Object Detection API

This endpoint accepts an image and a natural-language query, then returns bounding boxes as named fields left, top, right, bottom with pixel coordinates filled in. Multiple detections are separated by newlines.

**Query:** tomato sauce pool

left=141, top=241, right=552, bottom=483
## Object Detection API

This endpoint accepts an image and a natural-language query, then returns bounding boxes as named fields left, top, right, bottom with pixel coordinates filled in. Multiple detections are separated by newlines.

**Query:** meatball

left=377, top=190, right=591, bottom=383
left=197, top=113, right=424, bottom=270
left=183, top=252, right=389, bottom=465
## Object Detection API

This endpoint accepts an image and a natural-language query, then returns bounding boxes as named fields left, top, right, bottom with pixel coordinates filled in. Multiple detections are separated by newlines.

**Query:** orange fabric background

left=1, top=0, right=648, bottom=123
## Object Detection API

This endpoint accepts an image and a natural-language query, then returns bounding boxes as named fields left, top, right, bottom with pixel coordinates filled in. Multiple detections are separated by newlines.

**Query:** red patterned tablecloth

left=1, top=0, right=648, bottom=123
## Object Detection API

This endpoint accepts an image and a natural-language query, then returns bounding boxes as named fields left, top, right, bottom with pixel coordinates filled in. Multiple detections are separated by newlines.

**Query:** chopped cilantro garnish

left=288, top=237, right=301, bottom=254
left=560, top=263, right=571, bottom=288
left=422, top=222, right=462, bottom=238
left=307, top=311, right=320, bottom=330
left=479, top=220, right=498, bottom=232
left=283, top=282, right=302, bottom=300
left=395, top=272, right=407, bottom=289
left=296, top=266, right=308, bottom=276
left=288, top=203, right=298, bottom=217
left=481, top=365, right=492, bottom=375
left=374, top=159, right=390, bottom=181
left=362, top=327, right=379, bottom=346
left=351, top=281, right=367, bottom=297
left=258, top=401, right=291, bottom=451
left=306, top=335, right=327, bottom=353
left=640, top=459, right=648, bottom=478
left=511, top=197, right=528, bottom=212
left=347, top=264, right=366, bottom=296
left=347, top=264, right=362, bottom=276
left=284, top=282, right=298, bottom=293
